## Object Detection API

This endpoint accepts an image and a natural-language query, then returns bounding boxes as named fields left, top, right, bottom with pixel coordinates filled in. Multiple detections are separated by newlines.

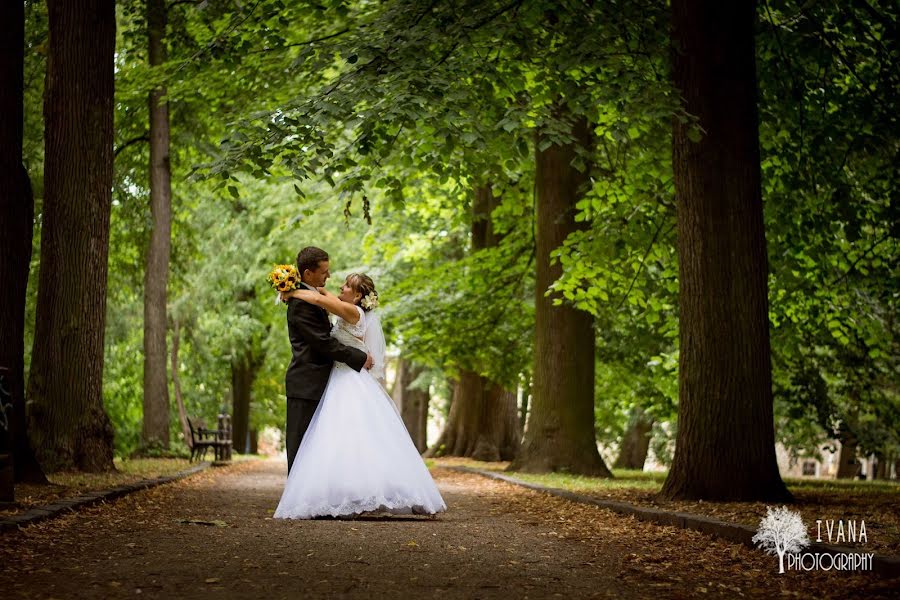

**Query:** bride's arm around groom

left=286, top=297, right=369, bottom=372
left=291, top=286, right=363, bottom=325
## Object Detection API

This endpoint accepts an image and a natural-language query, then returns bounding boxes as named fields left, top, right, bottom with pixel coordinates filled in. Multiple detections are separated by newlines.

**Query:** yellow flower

left=267, top=263, right=300, bottom=294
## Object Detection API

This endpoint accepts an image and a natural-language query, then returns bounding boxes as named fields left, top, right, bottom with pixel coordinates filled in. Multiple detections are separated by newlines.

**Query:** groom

left=284, top=246, right=372, bottom=471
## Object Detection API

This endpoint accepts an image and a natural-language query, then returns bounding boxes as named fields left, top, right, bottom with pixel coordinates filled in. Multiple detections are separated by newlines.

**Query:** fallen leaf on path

left=177, top=519, right=229, bottom=527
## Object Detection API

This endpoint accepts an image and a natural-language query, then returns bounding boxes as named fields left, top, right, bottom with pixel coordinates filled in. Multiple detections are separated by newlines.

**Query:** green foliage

left=19, top=0, right=898, bottom=464
left=758, top=0, right=899, bottom=461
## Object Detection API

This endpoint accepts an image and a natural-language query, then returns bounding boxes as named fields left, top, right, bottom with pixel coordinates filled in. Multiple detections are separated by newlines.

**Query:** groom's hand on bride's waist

left=364, top=353, right=374, bottom=370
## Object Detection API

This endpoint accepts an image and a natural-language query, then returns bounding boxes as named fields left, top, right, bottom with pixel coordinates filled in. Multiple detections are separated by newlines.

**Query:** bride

left=273, top=273, right=447, bottom=519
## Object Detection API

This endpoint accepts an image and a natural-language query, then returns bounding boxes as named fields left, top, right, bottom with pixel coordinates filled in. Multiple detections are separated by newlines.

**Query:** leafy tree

left=757, top=0, right=899, bottom=475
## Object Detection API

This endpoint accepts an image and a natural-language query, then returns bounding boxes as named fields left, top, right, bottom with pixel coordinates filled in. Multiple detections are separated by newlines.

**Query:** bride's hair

left=346, top=273, right=377, bottom=311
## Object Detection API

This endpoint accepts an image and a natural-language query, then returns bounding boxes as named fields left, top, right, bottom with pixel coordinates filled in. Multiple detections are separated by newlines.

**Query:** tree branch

left=614, top=214, right=670, bottom=312
left=114, top=134, right=150, bottom=158
left=247, top=28, right=351, bottom=54
left=827, top=232, right=894, bottom=287
left=174, top=0, right=263, bottom=74
left=167, top=0, right=204, bottom=8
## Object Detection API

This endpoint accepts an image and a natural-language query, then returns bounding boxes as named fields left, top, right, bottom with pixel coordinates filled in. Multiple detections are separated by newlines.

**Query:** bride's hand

left=285, top=289, right=322, bottom=305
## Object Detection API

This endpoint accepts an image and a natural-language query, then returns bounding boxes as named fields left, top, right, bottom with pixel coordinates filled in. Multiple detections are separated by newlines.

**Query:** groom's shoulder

left=287, top=295, right=314, bottom=307
left=287, top=296, right=318, bottom=314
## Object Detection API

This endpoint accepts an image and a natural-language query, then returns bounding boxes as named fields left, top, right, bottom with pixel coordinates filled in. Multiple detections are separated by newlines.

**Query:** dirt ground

left=0, top=458, right=895, bottom=599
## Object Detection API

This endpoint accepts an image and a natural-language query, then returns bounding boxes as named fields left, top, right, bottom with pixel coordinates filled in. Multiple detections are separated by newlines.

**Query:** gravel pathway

left=1, top=457, right=894, bottom=599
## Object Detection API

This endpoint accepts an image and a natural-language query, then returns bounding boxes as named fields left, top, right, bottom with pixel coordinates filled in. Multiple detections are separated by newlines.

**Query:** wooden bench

left=187, top=417, right=232, bottom=463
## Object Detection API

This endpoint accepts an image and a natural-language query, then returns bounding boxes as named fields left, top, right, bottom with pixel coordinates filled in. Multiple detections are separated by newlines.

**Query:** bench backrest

left=186, top=417, right=204, bottom=444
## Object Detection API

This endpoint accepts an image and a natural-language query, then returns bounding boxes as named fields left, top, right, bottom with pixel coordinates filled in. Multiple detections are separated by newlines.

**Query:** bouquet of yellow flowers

left=267, top=264, right=300, bottom=303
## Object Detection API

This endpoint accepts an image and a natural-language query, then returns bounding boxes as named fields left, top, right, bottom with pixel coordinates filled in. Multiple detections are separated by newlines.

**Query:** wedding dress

left=274, top=305, right=447, bottom=519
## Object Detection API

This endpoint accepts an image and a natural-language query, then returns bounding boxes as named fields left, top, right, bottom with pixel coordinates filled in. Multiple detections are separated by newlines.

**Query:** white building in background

left=776, top=442, right=841, bottom=479
left=618, top=426, right=897, bottom=480
left=775, top=441, right=897, bottom=480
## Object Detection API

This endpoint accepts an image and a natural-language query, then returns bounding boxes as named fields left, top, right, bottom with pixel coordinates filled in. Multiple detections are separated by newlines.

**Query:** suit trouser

left=285, top=396, right=320, bottom=473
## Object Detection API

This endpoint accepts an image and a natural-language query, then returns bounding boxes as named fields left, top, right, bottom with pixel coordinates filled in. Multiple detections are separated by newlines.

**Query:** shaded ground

left=2, top=458, right=195, bottom=516
left=434, top=458, right=900, bottom=556
left=0, top=458, right=895, bottom=599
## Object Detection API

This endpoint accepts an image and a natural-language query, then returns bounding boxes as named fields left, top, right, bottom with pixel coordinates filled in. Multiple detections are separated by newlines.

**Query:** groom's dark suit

left=285, top=292, right=367, bottom=471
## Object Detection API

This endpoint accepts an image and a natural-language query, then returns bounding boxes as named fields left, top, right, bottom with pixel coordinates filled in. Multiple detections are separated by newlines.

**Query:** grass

left=3, top=457, right=201, bottom=516
left=432, top=456, right=898, bottom=495
left=46, top=457, right=193, bottom=490
left=431, top=457, right=665, bottom=493
left=4, top=453, right=271, bottom=516
left=783, top=476, right=900, bottom=494
left=493, top=469, right=665, bottom=493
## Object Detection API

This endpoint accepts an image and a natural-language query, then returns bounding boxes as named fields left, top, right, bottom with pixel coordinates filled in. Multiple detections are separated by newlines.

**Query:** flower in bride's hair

left=361, top=290, right=379, bottom=310
left=267, top=263, right=300, bottom=295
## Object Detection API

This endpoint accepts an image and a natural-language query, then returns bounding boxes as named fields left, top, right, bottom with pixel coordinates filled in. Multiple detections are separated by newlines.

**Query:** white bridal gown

left=274, top=305, right=447, bottom=519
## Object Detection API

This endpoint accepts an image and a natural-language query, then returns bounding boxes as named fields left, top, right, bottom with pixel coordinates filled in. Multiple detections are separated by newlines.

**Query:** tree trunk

left=518, top=379, right=530, bottom=436
left=26, top=0, right=116, bottom=473
left=873, top=454, right=886, bottom=480
left=249, top=429, right=259, bottom=455
left=141, top=0, right=172, bottom=450
left=425, top=184, right=519, bottom=462
left=0, top=0, right=46, bottom=484
left=836, top=430, right=859, bottom=479
left=472, top=184, right=498, bottom=246
left=231, top=358, right=252, bottom=455
left=394, top=359, right=429, bottom=453
left=171, top=319, right=191, bottom=449
left=479, top=382, right=519, bottom=461
left=660, top=0, right=790, bottom=501
left=508, top=110, right=610, bottom=476
left=614, top=408, right=654, bottom=471
left=424, top=374, right=463, bottom=457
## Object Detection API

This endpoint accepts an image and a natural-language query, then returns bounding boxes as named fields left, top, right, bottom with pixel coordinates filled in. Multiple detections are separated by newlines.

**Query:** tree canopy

left=8, top=0, right=897, bottom=484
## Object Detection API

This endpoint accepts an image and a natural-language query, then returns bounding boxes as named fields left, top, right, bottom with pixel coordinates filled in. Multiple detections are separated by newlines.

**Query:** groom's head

left=297, top=246, right=330, bottom=287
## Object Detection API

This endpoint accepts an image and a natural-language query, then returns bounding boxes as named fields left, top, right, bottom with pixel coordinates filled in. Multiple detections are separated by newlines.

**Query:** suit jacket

left=285, top=296, right=367, bottom=400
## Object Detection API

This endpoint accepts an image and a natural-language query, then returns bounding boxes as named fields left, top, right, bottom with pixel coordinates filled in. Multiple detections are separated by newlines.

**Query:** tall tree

left=393, top=360, right=429, bottom=453
left=27, top=0, right=116, bottom=472
left=231, top=354, right=259, bottom=455
left=230, top=287, right=263, bottom=455
left=614, top=408, right=654, bottom=471
left=660, top=0, right=790, bottom=501
left=509, top=111, right=612, bottom=476
left=0, top=0, right=46, bottom=484
left=835, top=420, right=860, bottom=479
left=427, top=185, right=520, bottom=461
left=170, top=318, right=192, bottom=449
left=142, top=0, right=173, bottom=450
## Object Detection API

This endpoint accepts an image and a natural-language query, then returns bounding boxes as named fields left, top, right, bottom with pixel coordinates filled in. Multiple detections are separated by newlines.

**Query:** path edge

left=442, top=465, right=900, bottom=579
left=0, top=462, right=211, bottom=533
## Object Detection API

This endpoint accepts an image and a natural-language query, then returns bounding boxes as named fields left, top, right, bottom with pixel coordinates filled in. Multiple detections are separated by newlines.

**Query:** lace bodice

left=331, top=306, right=368, bottom=353
left=330, top=305, right=387, bottom=384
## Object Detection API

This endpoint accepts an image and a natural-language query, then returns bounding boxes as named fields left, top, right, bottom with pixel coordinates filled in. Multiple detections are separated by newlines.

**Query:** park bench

left=187, top=416, right=232, bottom=463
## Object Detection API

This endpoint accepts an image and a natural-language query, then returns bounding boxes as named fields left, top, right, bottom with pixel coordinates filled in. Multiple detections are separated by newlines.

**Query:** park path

left=0, top=458, right=894, bottom=599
